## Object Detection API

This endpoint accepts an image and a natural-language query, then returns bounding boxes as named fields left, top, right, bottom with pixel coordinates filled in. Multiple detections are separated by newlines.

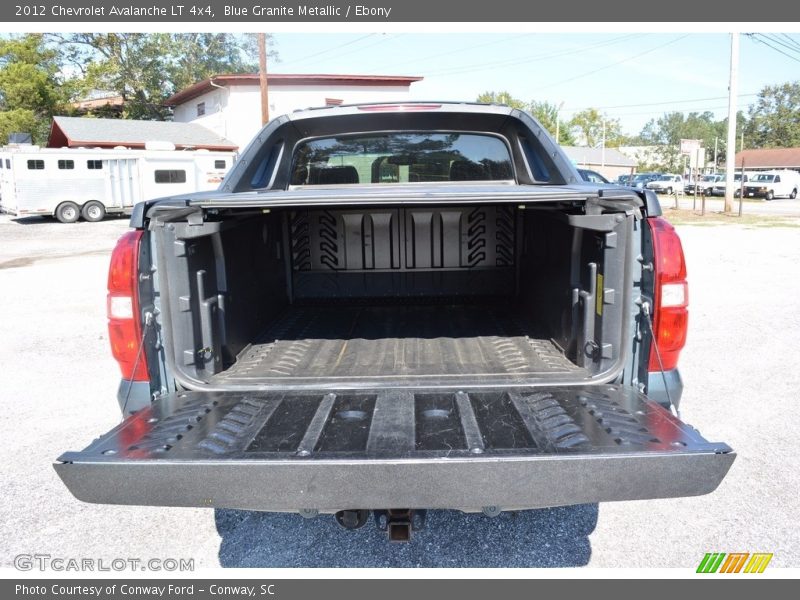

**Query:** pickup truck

left=646, top=174, right=683, bottom=195
left=55, top=103, right=734, bottom=541
left=685, top=174, right=724, bottom=196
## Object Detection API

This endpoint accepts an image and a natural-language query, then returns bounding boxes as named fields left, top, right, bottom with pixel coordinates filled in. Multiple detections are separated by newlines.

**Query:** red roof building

left=734, top=148, right=800, bottom=170
left=165, top=73, right=423, bottom=149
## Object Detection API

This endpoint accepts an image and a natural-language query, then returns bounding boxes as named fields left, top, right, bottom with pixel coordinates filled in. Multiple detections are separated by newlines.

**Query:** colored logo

left=697, top=552, right=773, bottom=573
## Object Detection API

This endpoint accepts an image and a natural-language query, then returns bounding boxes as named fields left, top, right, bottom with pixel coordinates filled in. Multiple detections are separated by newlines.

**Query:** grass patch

left=662, top=208, right=800, bottom=228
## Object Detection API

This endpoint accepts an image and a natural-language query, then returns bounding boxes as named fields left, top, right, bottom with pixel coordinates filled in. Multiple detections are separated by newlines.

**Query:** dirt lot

left=1, top=213, right=798, bottom=569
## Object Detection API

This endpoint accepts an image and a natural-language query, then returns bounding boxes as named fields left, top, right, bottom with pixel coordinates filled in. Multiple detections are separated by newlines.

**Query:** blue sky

left=269, top=33, right=800, bottom=134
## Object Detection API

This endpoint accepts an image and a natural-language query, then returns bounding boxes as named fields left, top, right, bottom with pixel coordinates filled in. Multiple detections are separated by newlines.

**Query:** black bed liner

left=55, top=385, right=734, bottom=512
left=212, top=303, right=584, bottom=386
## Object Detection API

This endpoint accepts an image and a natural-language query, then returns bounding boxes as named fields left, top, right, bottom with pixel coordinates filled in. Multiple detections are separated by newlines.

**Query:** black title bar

left=4, top=0, right=800, bottom=22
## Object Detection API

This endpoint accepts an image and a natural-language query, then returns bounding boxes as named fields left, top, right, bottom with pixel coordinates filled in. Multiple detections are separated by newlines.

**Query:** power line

left=305, top=34, right=406, bottom=66
left=430, top=34, right=642, bottom=76
left=599, top=104, right=732, bottom=117
left=421, top=34, right=643, bottom=77
left=363, top=33, right=533, bottom=73
left=536, top=34, right=691, bottom=90
left=747, top=33, right=800, bottom=65
left=278, top=34, right=375, bottom=67
left=778, top=33, right=800, bottom=52
left=758, top=33, right=800, bottom=58
left=563, top=93, right=758, bottom=112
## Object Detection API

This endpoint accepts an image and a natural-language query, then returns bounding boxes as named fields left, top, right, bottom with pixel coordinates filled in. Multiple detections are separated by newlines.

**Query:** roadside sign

left=680, top=139, right=702, bottom=155
left=689, top=147, right=706, bottom=170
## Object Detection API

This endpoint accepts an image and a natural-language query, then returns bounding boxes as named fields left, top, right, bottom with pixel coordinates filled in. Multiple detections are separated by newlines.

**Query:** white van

left=0, top=146, right=236, bottom=222
left=742, top=170, right=800, bottom=200
left=713, top=171, right=759, bottom=196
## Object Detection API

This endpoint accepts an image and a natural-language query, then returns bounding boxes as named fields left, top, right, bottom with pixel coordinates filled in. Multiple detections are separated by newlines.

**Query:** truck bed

left=212, top=302, right=585, bottom=386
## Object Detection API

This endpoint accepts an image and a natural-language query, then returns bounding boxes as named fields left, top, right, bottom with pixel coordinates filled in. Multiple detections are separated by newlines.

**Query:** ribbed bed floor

left=213, top=304, right=584, bottom=383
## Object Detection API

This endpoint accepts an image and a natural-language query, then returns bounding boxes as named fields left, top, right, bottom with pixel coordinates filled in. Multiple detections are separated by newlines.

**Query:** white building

left=166, top=73, right=423, bottom=149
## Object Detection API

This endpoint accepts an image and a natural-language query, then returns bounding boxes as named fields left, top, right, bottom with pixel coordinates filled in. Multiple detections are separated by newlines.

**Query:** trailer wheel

left=55, top=202, right=80, bottom=224
left=81, top=201, right=106, bottom=222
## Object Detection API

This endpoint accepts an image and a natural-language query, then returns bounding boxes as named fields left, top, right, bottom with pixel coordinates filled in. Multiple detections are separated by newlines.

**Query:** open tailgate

left=55, top=385, right=734, bottom=512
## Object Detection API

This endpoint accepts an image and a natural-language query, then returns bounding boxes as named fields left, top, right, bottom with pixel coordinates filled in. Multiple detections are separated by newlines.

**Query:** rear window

left=290, top=132, right=514, bottom=185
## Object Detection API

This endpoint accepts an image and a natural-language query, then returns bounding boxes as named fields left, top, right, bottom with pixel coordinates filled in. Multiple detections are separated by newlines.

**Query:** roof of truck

left=285, top=101, right=517, bottom=121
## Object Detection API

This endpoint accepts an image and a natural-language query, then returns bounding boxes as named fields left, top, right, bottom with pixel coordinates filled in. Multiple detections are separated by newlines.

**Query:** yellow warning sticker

left=596, top=273, right=604, bottom=316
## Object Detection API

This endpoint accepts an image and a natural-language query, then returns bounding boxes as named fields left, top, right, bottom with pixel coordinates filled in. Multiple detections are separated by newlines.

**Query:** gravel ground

left=1, top=213, right=798, bottom=569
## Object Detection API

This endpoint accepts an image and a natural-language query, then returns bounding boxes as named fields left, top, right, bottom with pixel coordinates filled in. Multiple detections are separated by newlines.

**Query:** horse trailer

left=0, top=146, right=236, bottom=222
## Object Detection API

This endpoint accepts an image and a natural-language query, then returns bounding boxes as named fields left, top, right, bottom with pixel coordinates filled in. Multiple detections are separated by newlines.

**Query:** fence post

left=738, top=160, right=746, bottom=217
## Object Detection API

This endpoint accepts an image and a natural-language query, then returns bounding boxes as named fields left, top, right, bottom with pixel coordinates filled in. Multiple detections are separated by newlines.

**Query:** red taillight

left=107, top=230, right=148, bottom=381
left=648, top=217, right=688, bottom=371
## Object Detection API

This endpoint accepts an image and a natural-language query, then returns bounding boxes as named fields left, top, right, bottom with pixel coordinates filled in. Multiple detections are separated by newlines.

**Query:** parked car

left=55, top=102, right=733, bottom=541
left=685, top=174, right=724, bottom=196
left=742, top=170, right=800, bottom=200
left=646, top=174, right=683, bottom=195
left=577, top=168, right=610, bottom=184
left=614, top=174, right=633, bottom=186
left=712, top=172, right=757, bottom=196
left=629, top=172, right=662, bottom=189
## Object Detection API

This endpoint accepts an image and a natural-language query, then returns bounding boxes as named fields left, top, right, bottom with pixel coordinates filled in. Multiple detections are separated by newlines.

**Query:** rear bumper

left=56, top=450, right=734, bottom=513
left=55, top=386, right=734, bottom=513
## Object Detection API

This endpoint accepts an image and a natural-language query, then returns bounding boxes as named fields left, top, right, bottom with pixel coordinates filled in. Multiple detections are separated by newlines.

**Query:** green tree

left=569, top=108, right=626, bottom=148
left=53, top=33, right=266, bottom=120
left=165, top=33, right=260, bottom=95
left=0, top=34, right=69, bottom=144
left=476, top=90, right=528, bottom=110
left=744, top=81, right=800, bottom=148
left=636, top=110, right=734, bottom=171
left=476, top=92, right=574, bottom=143
left=528, top=100, right=576, bottom=145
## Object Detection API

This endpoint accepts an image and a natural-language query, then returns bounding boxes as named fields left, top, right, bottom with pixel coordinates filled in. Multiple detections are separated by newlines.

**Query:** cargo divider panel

left=55, top=385, right=734, bottom=512
left=289, top=206, right=517, bottom=299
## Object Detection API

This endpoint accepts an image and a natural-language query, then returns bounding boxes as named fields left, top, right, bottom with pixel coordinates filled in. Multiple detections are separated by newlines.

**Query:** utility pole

left=713, top=137, right=718, bottom=171
left=723, top=33, right=740, bottom=213
left=258, top=33, right=270, bottom=126
left=555, top=101, right=564, bottom=145
left=601, top=118, right=606, bottom=168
